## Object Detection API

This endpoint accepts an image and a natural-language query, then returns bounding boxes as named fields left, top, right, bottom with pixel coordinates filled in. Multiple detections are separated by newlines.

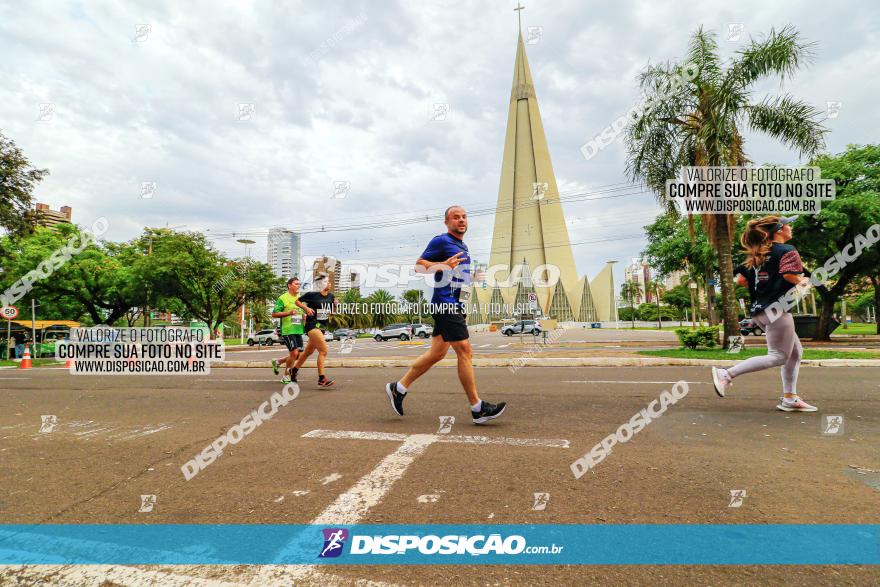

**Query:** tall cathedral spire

left=486, top=31, right=580, bottom=318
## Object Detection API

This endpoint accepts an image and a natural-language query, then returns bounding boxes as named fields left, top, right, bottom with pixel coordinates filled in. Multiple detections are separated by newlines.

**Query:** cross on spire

left=513, top=2, right=525, bottom=32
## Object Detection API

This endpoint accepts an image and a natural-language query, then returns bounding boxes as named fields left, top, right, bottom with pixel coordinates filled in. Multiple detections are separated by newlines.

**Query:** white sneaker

left=777, top=397, right=818, bottom=412
left=711, top=367, right=732, bottom=398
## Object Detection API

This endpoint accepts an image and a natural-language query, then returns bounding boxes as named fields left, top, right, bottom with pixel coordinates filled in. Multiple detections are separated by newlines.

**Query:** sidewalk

left=215, top=356, right=880, bottom=368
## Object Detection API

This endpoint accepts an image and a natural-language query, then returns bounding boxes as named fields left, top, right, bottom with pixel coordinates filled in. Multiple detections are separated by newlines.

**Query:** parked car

left=500, top=320, right=541, bottom=336
left=334, top=328, right=355, bottom=340
left=247, top=329, right=280, bottom=346
left=410, top=323, right=431, bottom=338
left=374, top=323, right=413, bottom=341
left=739, top=318, right=765, bottom=336
left=323, top=329, right=334, bottom=342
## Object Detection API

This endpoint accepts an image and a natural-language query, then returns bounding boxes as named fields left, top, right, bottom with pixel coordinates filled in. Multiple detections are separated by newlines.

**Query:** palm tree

left=625, top=26, right=826, bottom=346
left=646, top=278, right=665, bottom=329
left=366, top=289, right=399, bottom=328
left=621, top=281, right=640, bottom=329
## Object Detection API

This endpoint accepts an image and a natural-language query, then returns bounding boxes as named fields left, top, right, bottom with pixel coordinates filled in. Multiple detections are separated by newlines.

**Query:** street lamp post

left=237, top=238, right=256, bottom=340
left=689, top=280, right=698, bottom=330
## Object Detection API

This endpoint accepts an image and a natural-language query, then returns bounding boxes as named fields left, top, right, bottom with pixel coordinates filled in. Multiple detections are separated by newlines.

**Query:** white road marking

left=498, top=344, right=510, bottom=348
left=320, top=473, right=342, bottom=485
left=479, top=344, right=492, bottom=348
left=254, top=428, right=570, bottom=585
left=563, top=380, right=708, bottom=385
left=417, top=494, right=440, bottom=503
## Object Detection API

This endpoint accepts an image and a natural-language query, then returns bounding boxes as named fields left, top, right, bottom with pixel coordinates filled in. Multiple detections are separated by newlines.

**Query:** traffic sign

left=527, top=293, right=538, bottom=303
left=1, top=305, right=19, bottom=320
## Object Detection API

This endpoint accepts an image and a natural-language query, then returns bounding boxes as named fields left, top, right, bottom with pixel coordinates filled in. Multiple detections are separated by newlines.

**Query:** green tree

left=401, top=288, right=427, bottom=323
left=140, top=231, right=282, bottom=335
left=0, top=131, right=49, bottom=235
left=661, top=284, right=692, bottom=314
left=792, top=145, right=880, bottom=338
left=642, top=213, right=723, bottom=323
left=637, top=302, right=680, bottom=321
left=0, top=224, right=145, bottom=324
left=626, top=26, right=827, bottom=345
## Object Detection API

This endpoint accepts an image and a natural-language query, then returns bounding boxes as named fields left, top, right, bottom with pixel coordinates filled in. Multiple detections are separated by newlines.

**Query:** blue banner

left=0, top=524, right=877, bottom=565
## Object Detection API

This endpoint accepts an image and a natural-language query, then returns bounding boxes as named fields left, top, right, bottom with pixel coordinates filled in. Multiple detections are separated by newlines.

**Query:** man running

left=291, top=273, right=337, bottom=387
left=384, top=205, right=506, bottom=424
left=271, top=277, right=313, bottom=384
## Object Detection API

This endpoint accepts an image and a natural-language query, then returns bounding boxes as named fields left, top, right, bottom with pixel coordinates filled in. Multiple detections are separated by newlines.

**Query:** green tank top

left=274, top=292, right=304, bottom=335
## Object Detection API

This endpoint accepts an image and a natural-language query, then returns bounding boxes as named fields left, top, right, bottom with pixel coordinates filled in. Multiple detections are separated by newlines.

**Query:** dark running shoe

left=385, top=382, right=405, bottom=416
left=318, top=376, right=335, bottom=388
left=472, top=400, right=507, bottom=424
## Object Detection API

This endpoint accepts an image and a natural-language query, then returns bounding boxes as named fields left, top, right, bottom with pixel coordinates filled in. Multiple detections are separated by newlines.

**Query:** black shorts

left=282, top=334, right=304, bottom=352
left=304, top=321, right=327, bottom=334
left=432, top=311, right=469, bottom=342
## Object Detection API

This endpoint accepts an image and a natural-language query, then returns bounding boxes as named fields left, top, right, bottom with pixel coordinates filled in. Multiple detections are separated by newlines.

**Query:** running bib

left=292, top=314, right=302, bottom=325
left=317, top=308, right=330, bottom=320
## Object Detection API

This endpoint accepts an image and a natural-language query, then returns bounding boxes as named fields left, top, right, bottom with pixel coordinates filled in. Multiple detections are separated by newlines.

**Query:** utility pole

left=31, top=299, right=37, bottom=356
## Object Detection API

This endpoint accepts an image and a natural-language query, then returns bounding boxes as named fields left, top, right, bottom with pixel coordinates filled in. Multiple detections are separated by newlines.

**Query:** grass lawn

left=638, top=348, right=880, bottom=360
left=0, top=358, right=65, bottom=368
left=833, top=323, right=879, bottom=335
left=624, top=326, right=695, bottom=331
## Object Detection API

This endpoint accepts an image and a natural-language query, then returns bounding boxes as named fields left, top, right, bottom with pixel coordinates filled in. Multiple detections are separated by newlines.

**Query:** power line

left=203, top=184, right=651, bottom=239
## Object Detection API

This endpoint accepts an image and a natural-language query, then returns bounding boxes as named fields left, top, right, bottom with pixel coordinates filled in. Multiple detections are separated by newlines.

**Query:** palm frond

left=744, top=95, right=827, bottom=157
left=726, top=25, right=815, bottom=87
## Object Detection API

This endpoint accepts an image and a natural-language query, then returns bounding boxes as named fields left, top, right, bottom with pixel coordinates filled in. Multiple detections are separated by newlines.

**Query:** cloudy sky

left=1, top=0, right=877, bottom=291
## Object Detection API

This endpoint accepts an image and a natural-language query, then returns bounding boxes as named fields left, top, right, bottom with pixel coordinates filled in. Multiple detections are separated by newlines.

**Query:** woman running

left=711, top=216, right=817, bottom=412
left=290, top=273, right=336, bottom=388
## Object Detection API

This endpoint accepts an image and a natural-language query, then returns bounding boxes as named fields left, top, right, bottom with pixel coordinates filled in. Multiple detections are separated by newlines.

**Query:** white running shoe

left=777, top=397, right=818, bottom=412
left=711, top=367, right=732, bottom=398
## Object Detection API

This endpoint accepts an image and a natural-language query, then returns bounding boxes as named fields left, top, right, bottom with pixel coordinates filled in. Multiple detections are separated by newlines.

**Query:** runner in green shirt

left=271, top=277, right=314, bottom=383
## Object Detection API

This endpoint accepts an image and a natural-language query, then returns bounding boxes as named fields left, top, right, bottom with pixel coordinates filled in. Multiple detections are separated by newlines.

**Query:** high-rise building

left=267, top=227, right=301, bottom=279
left=34, top=203, right=72, bottom=228
left=337, top=266, right=361, bottom=295
left=473, top=29, right=613, bottom=322
left=312, top=256, right=342, bottom=290
left=623, top=258, right=654, bottom=304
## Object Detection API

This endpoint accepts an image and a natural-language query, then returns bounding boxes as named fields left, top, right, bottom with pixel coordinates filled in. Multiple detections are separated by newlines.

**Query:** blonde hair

left=741, top=215, right=781, bottom=268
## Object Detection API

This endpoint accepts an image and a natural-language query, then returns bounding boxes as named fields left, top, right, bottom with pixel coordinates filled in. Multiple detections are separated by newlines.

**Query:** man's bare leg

left=449, top=339, right=478, bottom=405
left=400, top=335, right=450, bottom=388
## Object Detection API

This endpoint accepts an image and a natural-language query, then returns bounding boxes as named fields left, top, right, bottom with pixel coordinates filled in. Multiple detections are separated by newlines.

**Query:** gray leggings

left=728, top=311, right=803, bottom=393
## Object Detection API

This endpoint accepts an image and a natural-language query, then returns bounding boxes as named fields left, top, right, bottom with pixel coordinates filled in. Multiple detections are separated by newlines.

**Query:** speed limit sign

left=1, top=305, right=19, bottom=320
left=527, top=293, right=538, bottom=304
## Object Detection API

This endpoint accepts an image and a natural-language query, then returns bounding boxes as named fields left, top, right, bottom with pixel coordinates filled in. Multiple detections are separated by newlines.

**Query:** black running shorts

left=282, top=334, right=304, bottom=352
left=431, top=310, right=469, bottom=342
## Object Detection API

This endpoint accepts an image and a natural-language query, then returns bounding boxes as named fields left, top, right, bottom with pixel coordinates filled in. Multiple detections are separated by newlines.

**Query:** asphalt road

left=1, top=365, right=878, bottom=585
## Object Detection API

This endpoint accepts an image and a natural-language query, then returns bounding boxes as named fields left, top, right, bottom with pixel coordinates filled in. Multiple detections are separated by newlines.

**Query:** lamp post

left=689, top=280, right=698, bottom=329
left=237, top=238, right=256, bottom=340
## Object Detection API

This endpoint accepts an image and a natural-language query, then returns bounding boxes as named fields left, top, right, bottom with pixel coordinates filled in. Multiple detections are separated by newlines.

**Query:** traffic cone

left=19, top=344, right=32, bottom=369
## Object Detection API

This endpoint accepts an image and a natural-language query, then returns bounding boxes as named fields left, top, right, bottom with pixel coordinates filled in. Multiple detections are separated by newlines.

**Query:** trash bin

left=793, top=314, right=840, bottom=339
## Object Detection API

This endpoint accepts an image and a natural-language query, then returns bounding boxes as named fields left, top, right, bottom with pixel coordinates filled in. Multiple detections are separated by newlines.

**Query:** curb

left=214, top=358, right=880, bottom=368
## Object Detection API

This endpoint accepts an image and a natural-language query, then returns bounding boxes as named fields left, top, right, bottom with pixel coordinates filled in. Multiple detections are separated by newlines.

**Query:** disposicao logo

left=319, top=528, right=349, bottom=558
